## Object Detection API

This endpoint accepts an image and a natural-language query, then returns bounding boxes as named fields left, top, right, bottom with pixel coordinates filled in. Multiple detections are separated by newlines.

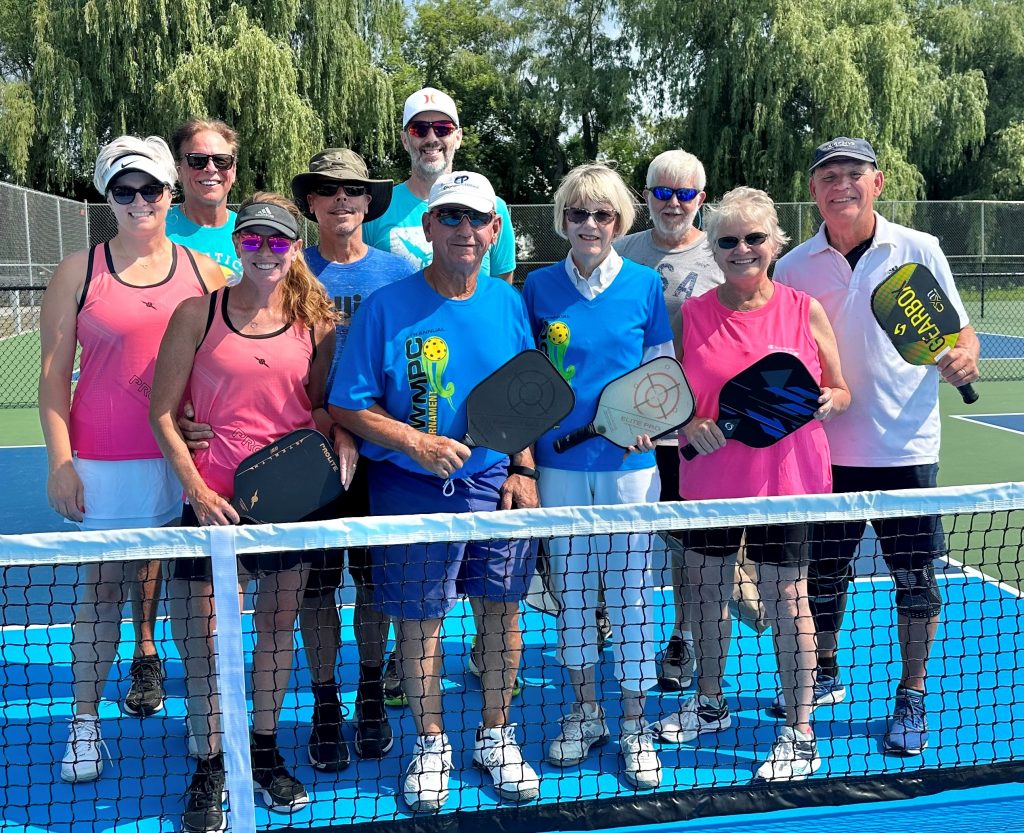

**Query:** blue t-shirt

left=305, top=245, right=416, bottom=389
left=363, top=182, right=517, bottom=278
left=329, top=272, right=533, bottom=477
left=521, top=258, right=672, bottom=472
left=165, top=205, right=242, bottom=285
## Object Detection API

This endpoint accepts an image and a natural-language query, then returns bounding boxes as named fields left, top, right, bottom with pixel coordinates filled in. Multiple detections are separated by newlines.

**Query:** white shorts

left=71, top=456, right=182, bottom=530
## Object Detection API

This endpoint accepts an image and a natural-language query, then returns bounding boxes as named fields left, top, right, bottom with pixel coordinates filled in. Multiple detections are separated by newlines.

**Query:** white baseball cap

left=403, top=87, right=460, bottom=128
left=427, top=172, right=496, bottom=214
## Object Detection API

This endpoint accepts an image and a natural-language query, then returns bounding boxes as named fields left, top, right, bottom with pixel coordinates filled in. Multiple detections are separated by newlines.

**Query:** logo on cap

left=455, top=175, right=469, bottom=184
left=255, top=206, right=274, bottom=218
left=423, top=92, right=437, bottom=104
left=825, top=139, right=855, bottom=150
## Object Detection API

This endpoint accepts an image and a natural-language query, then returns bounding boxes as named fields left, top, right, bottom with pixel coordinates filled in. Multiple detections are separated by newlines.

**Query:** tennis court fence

left=2, top=179, right=1024, bottom=407
left=0, top=482, right=1022, bottom=833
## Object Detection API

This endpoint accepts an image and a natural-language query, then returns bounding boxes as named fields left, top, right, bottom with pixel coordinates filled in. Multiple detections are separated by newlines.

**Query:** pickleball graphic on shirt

left=541, top=320, right=576, bottom=383
left=422, top=336, right=456, bottom=409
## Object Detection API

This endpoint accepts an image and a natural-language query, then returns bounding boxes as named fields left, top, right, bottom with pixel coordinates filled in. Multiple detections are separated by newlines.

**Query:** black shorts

left=169, top=503, right=305, bottom=581
left=304, top=462, right=373, bottom=598
left=812, top=463, right=946, bottom=575
left=682, top=522, right=812, bottom=567
left=655, top=444, right=681, bottom=502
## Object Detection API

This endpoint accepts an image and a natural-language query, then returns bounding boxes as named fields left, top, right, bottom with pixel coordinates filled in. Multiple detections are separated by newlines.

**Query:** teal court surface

left=0, top=543, right=1023, bottom=832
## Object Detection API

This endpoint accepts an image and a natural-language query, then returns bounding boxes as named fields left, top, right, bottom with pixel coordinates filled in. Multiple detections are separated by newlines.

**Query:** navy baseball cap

left=809, top=137, right=878, bottom=172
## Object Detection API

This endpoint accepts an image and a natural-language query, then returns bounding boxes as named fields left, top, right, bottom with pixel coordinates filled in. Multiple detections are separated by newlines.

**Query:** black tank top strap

left=76, top=244, right=102, bottom=314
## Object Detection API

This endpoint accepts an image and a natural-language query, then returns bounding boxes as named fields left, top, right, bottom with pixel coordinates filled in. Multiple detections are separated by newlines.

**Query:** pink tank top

left=190, top=289, right=316, bottom=498
left=679, top=282, right=832, bottom=500
left=71, top=244, right=209, bottom=460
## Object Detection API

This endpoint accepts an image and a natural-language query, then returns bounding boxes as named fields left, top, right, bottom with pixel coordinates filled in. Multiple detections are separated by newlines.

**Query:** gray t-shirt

left=615, top=229, right=724, bottom=446
left=614, top=229, right=724, bottom=335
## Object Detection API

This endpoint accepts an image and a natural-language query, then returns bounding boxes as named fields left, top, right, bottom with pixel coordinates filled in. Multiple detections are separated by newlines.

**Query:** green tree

left=917, top=0, right=1024, bottom=199
left=0, top=0, right=400, bottom=196
left=621, top=0, right=988, bottom=200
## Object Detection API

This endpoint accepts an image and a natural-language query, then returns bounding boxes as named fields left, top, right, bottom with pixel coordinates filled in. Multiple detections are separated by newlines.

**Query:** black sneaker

left=596, top=606, right=613, bottom=649
left=383, top=653, right=408, bottom=707
left=182, top=757, right=227, bottom=833
left=658, top=635, right=696, bottom=692
left=253, top=747, right=309, bottom=813
left=123, top=656, right=165, bottom=716
left=308, top=700, right=350, bottom=771
left=355, top=681, right=394, bottom=759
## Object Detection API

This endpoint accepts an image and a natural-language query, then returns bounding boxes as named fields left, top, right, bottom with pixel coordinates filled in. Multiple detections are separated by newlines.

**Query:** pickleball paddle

left=554, top=357, right=695, bottom=453
left=463, top=349, right=575, bottom=454
left=680, top=352, right=821, bottom=461
left=230, top=428, right=343, bottom=523
left=870, top=262, right=978, bottom=404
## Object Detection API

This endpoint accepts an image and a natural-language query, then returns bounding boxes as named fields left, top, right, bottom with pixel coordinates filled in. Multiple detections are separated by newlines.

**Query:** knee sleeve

left=893, top=563, right=942, bottom=619
left=808, top=557, right=853, bottom=635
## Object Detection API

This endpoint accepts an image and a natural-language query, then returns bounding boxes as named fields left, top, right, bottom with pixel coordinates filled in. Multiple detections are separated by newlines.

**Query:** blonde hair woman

left=150, top=192, right=344, bottom=831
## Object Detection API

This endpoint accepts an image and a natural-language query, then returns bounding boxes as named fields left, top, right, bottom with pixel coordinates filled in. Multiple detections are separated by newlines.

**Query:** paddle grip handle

left=957, top=382, right=979, bottom=405
left=554, top=424, right=595, bottom=453
left=680, top=443, right=698, bottom=461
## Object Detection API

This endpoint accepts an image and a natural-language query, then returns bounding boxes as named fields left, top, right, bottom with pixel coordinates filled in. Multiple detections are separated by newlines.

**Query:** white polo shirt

left=774, top=212, right=968, bottom=467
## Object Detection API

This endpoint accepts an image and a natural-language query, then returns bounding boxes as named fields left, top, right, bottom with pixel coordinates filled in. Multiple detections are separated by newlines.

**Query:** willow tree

left=0, top=0, right=400, bottom=195
left=621, top=0, right=988, bottom=200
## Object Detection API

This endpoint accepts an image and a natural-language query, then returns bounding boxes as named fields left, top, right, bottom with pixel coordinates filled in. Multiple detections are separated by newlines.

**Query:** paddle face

left=871, top=262, right=978, bottom=404
left=871, top=263, right=962, bottom=364
left=558, top=357, right=695, bottom=451
left=230, top=428, right=343, bottom=524
left=463, top=349, right=576, bottom=454
left=717, top=352, right=821, bottom=449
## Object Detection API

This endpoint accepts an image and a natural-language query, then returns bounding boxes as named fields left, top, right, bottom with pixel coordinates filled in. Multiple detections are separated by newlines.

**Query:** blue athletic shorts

left=367, top=459, right=537, bottom=620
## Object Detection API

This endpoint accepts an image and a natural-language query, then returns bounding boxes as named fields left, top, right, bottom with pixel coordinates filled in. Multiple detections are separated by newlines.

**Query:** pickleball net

left=1, top=481, right=1022, bottom=833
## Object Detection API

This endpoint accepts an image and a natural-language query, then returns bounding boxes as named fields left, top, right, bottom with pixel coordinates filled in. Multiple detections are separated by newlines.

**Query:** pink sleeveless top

left=71, top=244, right=208, bottom=460
left=679, top=281, right=832, bottom=500
left=190, top=289, right=316, bottom=498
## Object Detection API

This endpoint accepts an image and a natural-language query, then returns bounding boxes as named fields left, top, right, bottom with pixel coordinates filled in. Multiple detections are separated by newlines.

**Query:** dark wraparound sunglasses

left=406, top=120, right=458, bottom=139
left=433, top=208, right=494, bottom=228
left=184, top=153, right=236, bottom=171
left=109, top=183, right=167, bottom=205
left=312, top=182, right=368, bottom=198
left=650, top=186, right=700, bottom=202
left=716, top=232, right=769, bottom=249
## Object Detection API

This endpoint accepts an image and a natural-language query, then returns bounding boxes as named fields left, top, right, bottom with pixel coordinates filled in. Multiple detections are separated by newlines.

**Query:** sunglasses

left=406, top=120, right=458, bottom=139
left=108, top=183, right=167, bottom=205
left=433, top=208, right=494, bottom=228
left=312, top=182, right=368, bottom=198
left=238, top=232, right=294, bottom=255
left=650, top=186, right=700, bottom=202
left=184, top=152, right=236, bottom=171
left=716, top=232, right=769, bottom=249
left=564, top=207, right=618, bottom=226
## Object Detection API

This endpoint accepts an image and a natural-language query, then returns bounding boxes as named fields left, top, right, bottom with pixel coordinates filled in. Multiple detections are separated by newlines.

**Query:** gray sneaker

left=547, top=704, right=609, bottom=766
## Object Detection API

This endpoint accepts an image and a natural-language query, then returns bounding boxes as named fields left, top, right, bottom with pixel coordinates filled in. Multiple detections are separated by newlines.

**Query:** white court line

left=941, top=553, right=1024, bottom=599
left=1, top=444, right=44, bottom=450
left=950, top=414, right=1024, bottom=438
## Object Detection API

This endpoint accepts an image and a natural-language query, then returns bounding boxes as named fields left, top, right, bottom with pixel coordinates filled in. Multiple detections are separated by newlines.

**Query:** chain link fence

left=3, top=183, right=1023, bottom=407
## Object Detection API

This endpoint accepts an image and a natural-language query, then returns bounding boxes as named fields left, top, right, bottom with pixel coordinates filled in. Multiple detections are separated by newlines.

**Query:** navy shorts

left=813, top=464, right=947, bottom=574
left=367, top=459, right=537, bottom=620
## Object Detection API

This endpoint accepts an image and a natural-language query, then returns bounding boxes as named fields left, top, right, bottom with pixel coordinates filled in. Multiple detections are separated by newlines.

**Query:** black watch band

left=507, top=464, right=539, bottom=480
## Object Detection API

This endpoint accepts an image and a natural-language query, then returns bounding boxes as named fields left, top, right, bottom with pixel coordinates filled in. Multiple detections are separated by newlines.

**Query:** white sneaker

left=473, top=724, right=540, bottom=802
left=403, top=733, right=452, bottom=812
left=620, top=724, right=662, bottom=789
left=753, top=725, right=820, bottom=782
left=547, top=703, right=609, bottom=766
left=61, top=715, right=108, bottom=783
left=652, top=694, right=731, bottom=744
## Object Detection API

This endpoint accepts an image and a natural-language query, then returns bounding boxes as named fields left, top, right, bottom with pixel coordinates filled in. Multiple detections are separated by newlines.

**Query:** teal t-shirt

left=165, top=205, right=242, bottom=285
left=363, top=182, right=517, bottom=278
left=329, top=271, right=533, bottom=477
